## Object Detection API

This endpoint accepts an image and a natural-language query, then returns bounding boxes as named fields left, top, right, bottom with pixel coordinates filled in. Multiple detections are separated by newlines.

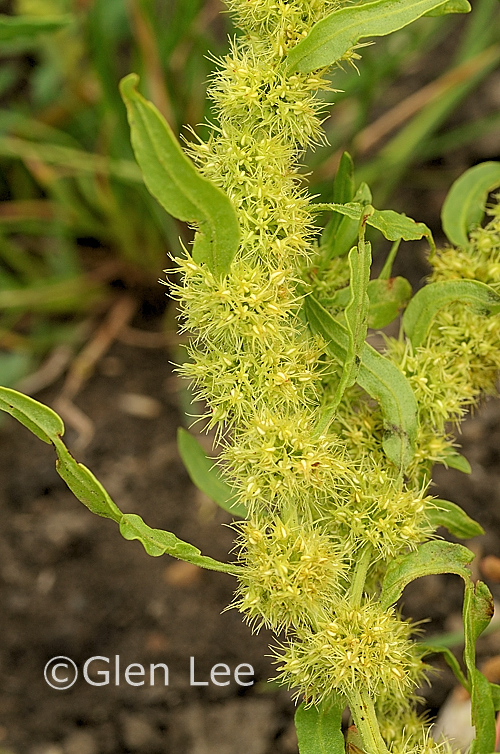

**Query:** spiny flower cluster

left=234, top=517, right=347, bottom=630
left=324, top=468, right=435, bottom=559
left=224, top=0, right=338, bottom=56
left=274, top=602, right=418, bottom=703
left=224, top=409, right=353, bottom=514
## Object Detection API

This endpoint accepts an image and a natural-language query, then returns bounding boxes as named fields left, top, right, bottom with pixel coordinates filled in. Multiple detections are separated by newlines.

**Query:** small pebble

left=63, top=730, right=98, bottom=754
left=117, top=393, right=162, bottom=419
left=121, top=714, right=157, bottom=749
left=163, top=561, right=201, bottom=587
left=480, top=555, right=500, bottom=583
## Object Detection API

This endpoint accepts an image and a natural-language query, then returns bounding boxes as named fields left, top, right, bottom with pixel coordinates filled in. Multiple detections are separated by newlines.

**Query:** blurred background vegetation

left=0, top=0, right=499, bottom=395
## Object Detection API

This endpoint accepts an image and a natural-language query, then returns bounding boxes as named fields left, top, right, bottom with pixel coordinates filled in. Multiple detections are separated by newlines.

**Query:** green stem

left=349, top=544, right=371, bottom=606
left=348, top=688, right=390, bottom=754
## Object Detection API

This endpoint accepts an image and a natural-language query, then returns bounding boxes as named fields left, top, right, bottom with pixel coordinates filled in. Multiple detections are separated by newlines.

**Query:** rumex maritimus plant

left=1, top=1, right=500, bottom=752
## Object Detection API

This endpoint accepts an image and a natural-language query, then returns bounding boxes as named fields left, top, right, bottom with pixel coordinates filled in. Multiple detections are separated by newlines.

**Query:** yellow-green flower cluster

left=274, top=602, right=418, bottom=703
left=234, top=517, right=347, bottom=630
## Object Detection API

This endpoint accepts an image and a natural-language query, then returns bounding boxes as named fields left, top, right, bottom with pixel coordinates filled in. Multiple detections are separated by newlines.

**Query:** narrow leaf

left=0, top=389, right=235, bottom=574
left=177, top=428, right=246, bottom=517
left=295, top=697, right=345, bottom=754
left=0, top=14, right=72, bottom=41
left=463, top=580, right=496, bottom=754
left=286, top=0, right=452, bottom=73
left=53, top=438, right=123, bottom=523
left=368, top=209, right=434, bottom=247
left=305, top=295, right=418, bottom=469
left=443, top=448, right=472, bottom=475
left=119, top=513, right=240, bottom=574
left=420, top=644, right=469, bottom=691
left=321, top=152, right=356, bottom=246
left=425, top=0, right=471, bottom=16
left=490, top=683, right=500, bottom=711
left=380, top=541, right=474, bottom=610
left=120, top=73, right=240, bottom=277
left=442, top=161, right=500, bottom=246
left=427, top=499, right=484, bottom=539
left=334, top=239, right=371, bottom=405
left=403, top=279, right=500, bottom=347
left=320, top=184, right=372, bottom=261
left=0, top=386, right=64, bottom=444
left=318, top=203, right=433, bottom=247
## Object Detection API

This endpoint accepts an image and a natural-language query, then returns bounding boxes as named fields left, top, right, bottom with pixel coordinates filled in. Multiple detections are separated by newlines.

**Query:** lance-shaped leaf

left=119, top=514, right=240, bottom=574
left=380, top=541, right=474, bottom=610
left=425, top=0, right=471, bottom=15
left=0, top=386, right=63, bottom=444
left=317, top=202, right=433, bottom=247
left=420, top=644, right=469, bottom=691
left=427, top=499, right=484, bottom=539
left=177, top=428, right=246, bottom=518
left=305, top=295, right=418, bottom=469
left=442, top=448, right=472, bottom=475
left=120, top=74, right=240, bottom=277
left=295, top=697, right=345, bottom=754
left=0, top=14, right=72, bottom=41
left=490, top=684, right=500, bottom=711
left=0, top=388, right=236, bottom=574
left=286, top=0, right=455, bottom=73
left=463, top=580, right=496, bottom=754
left=321, top=152, right=355, bottom=249
left=442, top=161, right=500, bottom=247
left=320, top=184, right=372, bottom=261
left=333, top=239, right=371, bottom=408
left=403, top=279, right=500, bottom=348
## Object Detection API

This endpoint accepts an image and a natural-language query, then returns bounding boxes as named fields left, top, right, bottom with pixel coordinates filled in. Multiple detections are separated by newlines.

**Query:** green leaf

left=425, top=0, right=471, bottom=16
left=318, top=203, right=433, bottom=248
left=403, top=279, right=500, bottom=348
left=380, top=541, right=474, bottom=610
left=0, top=14, right=72, bottom=42
left=120, top=73, right=240, bottom=277
left=119, top=513, right=240, bottom=574
left=0, top=386, right=64, bottom=444
left=463, top=580, right=496, bottom=754
left=490, top=683, right=500, bottom=711
left=419, top=644, right=469, bottom=691
left=442, top=161, right=500, bottom=247
left=177, top=428, right=246, bottom=518
left=427, top=499, right=484, bottom=539
left=368, top=209, right=434, bottom=248
left=321, top=153, right=356, bottom=248
left=286, top=0, right=453, bottom=73
left=53, top=438, right=123, bottom=523
left=442, top=448, right=472, bottom=475
left=366, top=277, right=412, bottom=328
left=295, top=697, right=345, bottom=754
left=0, top=389, right=236, bottom=574
left=334, top=239, right=371, bottom=406
left=319, top=184, right=372, bottom=261
left=305, top=295, right=418, bottom=469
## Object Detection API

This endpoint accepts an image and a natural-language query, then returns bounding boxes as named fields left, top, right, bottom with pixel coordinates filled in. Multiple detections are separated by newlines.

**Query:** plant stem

left=349, top=544, right=371, bottom=606
left=348, top=688, right=390, bottom=754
